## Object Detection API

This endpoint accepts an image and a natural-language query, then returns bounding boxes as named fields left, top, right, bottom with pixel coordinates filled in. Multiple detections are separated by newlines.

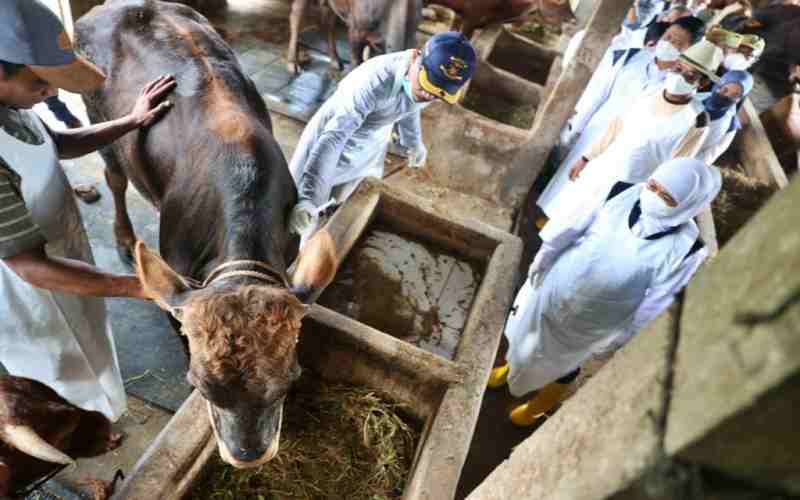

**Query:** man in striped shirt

left=0, top=0, right=176, bottom=420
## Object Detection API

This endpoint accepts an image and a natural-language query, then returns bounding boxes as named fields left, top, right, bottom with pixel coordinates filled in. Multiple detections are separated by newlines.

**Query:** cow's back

left=75, top=0, right=296, bottom=273
left=75, top=0, right=278, bottom=200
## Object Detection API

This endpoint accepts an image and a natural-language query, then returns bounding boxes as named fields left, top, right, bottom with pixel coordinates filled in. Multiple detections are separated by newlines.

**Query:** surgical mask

left=654, top=40, right=680, bottom=62
left=723, top=53, right=750, bottom=71
left=664, top=72, right=698, bottom=96
left=401, top=77, right=418, bottom=102
left=640, top=187, right=675, bottom=220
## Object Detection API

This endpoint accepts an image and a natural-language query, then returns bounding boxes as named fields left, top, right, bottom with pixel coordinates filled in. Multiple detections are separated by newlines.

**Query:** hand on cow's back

left=129, top=75, right=178, bottom=128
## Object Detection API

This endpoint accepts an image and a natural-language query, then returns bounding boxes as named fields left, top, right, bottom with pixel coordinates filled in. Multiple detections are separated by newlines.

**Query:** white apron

left=505, top=187, right=692, bottom=396
left=0, top=112, right=126, bottom=421
left=539, top=53, right=666, bottom=217
left=548, top=93, right=704, bottom=220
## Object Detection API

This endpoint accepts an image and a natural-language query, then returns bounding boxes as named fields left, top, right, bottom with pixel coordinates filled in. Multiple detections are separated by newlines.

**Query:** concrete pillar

left=666, top=177, right=800, bottom=494
left=499, top=0, right=633, bottom=209
left=467, top=308, right=677, bottom=500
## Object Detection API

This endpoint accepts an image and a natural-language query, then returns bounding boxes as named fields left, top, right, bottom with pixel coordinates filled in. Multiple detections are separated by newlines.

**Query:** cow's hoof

left=116, top=244, right=135, bottom=268
left=74, top=184, right=101, bottom=204
left=106, top=432, right=124, bottom=452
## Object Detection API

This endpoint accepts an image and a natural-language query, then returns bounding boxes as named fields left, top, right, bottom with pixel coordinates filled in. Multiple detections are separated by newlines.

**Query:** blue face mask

left=402, top=76, right=418, bottom=103
left=703, top=92, right=736, bottom=121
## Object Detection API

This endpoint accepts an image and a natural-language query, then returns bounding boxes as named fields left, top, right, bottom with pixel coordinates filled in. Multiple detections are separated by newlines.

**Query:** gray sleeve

left=394, top=109, right=423, bottom=152
left=296, top=85, right=379, bottom=209
left=0, top=158, right=46, bottom=259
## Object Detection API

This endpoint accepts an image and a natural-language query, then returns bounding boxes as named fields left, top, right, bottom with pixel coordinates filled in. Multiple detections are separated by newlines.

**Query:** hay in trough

left=462, top=86, right=536, bottom=129
left=711, top=166, right=777, bottom=247
left=190, top=371, right=420, bottom=500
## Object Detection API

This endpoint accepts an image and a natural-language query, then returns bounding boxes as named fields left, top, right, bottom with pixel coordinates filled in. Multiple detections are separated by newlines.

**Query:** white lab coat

left=697, top=106, right=739, bottom=165
left=549, top=90, right=707, bottom=220
left=505, top=184, right=706, bottom=396
left=0, top=111, right=126, bottom=421
left=290, top=50, right=430, bottom=213
left=539, top=53, right=670, bottom=217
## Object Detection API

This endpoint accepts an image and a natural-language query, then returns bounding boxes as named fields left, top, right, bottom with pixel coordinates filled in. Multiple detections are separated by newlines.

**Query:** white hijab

left=638, top=158, right=722, bottom=231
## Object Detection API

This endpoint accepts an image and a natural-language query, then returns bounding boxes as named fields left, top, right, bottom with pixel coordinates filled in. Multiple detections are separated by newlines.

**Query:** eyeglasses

left=669, top=63, right=703, bottom=84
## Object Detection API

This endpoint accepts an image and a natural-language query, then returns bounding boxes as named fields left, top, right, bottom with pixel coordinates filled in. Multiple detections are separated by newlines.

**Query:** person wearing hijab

left=540, top=17, right=707, bottom=226
left=489, top=158, right=722, bottom=426
left=698, top=70, right=753, bottom=164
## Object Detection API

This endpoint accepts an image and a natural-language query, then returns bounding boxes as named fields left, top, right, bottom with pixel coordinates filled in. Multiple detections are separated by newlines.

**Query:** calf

left=0, top=376, right=120, bottom=499
left=76, top=0, right=337, bottom=468
left=287, top=0, right=422, bottom=74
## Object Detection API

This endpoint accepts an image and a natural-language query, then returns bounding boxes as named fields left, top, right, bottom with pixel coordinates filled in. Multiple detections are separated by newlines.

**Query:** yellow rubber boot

left=509, top=381, right=569, bottom=427
left=487, top=363, right=509, bottom=389
left=535, top=216, right=549, bottom=230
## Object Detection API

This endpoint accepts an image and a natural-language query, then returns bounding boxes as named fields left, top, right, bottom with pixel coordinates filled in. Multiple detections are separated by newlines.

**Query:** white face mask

left=654, top=40, right=681, bottom=62
left=664, top=72, right=698, bottom=96
left=723, top=53, right=751, bottom=71
left=640, top=187, right=675, bottom=220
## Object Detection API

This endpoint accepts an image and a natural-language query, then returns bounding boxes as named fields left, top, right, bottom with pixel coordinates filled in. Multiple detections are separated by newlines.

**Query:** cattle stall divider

left=112, top=177, right=522, bottom=500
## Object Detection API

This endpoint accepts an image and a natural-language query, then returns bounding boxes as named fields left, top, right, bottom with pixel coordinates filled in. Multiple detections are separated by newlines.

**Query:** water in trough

left=319, top=224, right=484, bottom=360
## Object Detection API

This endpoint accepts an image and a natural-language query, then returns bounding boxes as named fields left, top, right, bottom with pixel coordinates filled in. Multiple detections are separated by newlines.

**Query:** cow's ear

left=290, top=228, right=339, bottom=304
left=134, top=241, right=191, bottom=313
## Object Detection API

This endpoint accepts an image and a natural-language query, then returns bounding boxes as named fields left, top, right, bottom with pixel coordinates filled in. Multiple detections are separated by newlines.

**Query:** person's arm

left=394, top=109, right=427, bottom=167
left=698, top=129, right=736, bottom=165
left=568, top=115, right=623, bottom=180
left=569, top=50, right=618, bottom=138
left=531, top=199, right=601, bottom=278
left=673, top=123, right=711, bottom=159
left=296, top=87, right=377, bottom=210
left=47, top=75, right=176, bottom=159
left=625, top=245, right=708, bottom=339
left=3, top=246, right=144, bottom=299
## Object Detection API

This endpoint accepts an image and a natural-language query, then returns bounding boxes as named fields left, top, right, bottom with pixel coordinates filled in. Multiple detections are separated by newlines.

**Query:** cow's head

left=134, top=230, right=338, bottom=468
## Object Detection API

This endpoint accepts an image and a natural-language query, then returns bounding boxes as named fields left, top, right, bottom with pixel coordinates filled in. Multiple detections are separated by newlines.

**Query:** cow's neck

left=214, top=166, right=288, bottom=278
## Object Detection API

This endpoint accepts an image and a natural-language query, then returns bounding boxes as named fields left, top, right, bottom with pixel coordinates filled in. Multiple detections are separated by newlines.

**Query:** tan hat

left=1, top=0, right=106, bottom=93
left=739, top=34, right=765, bottom=55
left=680, top=39, right=724, bottom=82
left=705, top=26, right=742, bottom=49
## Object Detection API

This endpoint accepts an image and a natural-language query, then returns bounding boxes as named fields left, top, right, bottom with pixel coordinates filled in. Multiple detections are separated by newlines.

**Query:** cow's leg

left=349, top=30, right=368, bottom=67
left=287, top=0, right=309, bottom=75
left=321, top=2, right=344, bottom=70
left=102, top=153, right=138, bottom=266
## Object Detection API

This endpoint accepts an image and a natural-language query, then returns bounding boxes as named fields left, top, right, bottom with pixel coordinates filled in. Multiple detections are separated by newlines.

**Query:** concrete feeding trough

left=112, top=178, right=522, bottom=500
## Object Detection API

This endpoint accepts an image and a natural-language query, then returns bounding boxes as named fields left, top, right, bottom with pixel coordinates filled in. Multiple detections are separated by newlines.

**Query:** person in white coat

left=698, top=70, right=753, bottom=164
left=540, top=17, right=706, bottom=225
left=288, top=32, right=476, bottom=243
left=0, top=0, right=175, bottom=421
left=544, top=33, right=719, bottom=227
left=489, top=158, right=722, bottom=426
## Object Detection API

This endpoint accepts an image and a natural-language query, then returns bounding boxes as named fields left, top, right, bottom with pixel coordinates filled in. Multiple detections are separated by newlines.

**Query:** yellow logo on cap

left=440, top=56, right=467, bottom=81
left=57, top=31, right=72, bottom=51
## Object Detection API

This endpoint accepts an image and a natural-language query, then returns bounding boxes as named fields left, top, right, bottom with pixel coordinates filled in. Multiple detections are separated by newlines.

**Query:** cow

left=75, top=0, right=338, bottom=468
left=429, top=0, right=572, bottom=38
left=287, top=0, right=422, bottom=74
left=760, top=76, right=800, bottom=174
left=0, top=376, right=121, bottom=499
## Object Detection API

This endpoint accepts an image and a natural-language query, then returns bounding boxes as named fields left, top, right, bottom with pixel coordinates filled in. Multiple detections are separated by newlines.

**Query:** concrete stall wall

left=468, top=177, right=800, bottom=500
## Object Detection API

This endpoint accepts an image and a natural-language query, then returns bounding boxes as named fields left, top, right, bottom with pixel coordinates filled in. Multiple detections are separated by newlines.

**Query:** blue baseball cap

left=0, top=0, right=105, bottom=92
left=418, top=32, right=476, bottom=104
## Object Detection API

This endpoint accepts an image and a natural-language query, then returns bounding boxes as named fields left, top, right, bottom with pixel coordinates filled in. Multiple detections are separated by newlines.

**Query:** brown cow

left=0, top=376, right=121, bottom=499
left=75, top=0, right=337, bottom=468
left=287, top=0, right=422, bottom=74
left=430, top=0, right=571, bottom=37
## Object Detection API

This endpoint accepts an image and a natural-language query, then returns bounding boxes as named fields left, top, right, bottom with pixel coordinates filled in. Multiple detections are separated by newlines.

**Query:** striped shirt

left=0, top=107, right=47, bottom=258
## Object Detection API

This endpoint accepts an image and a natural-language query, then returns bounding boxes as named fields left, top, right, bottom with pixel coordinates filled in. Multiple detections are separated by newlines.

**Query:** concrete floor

left=21, top=0, right=568, bottom=497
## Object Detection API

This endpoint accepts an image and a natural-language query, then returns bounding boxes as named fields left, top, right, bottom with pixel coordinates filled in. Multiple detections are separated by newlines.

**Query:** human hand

left=289, top=203, right=317, bottom=237
left=569, top=157, right=588, bottom=181
left=130, top=75, right=177, bottom=127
